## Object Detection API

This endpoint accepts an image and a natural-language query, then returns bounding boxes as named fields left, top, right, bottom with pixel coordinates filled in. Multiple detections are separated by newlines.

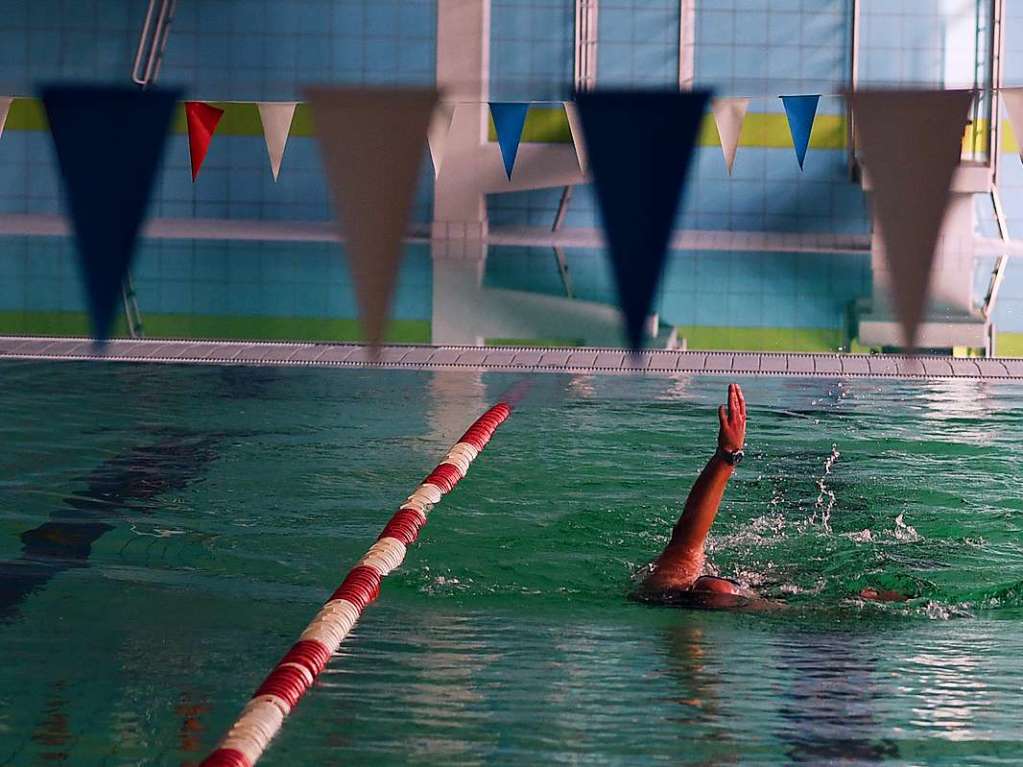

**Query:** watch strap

left=716, top=447, right=744, bottom=466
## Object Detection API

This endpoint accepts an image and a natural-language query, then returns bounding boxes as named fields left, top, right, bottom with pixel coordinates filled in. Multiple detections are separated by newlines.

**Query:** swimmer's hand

left=718, top=383, right=746, bottom=453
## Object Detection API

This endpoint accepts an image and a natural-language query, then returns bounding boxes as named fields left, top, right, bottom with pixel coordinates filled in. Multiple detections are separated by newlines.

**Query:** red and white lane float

left=201, top=401, right=512, bottom=767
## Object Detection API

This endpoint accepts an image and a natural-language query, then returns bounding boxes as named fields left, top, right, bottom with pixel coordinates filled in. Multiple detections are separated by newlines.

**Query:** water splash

left=893, top=513, right=920, bottom=543
left=809, top=444, right=841, bottom=531
left=846, top=529, right=874, bottom=543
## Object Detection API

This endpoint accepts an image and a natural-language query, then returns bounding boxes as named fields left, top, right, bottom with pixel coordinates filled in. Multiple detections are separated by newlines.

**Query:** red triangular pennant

left=185, top=101, right=224, bottom=181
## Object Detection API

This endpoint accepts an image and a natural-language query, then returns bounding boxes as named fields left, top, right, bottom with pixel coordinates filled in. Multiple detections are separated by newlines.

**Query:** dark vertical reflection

left=776, top=629, right=898, bottom=763
left=0, top=433, right=220, bottom=620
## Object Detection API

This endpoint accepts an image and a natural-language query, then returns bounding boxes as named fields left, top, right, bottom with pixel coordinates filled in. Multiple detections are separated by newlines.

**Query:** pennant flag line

left=563, top=101, right=588, bottom=174
left=711, top=97, right=749, bottom=175
left=306, top=86, right=437, bottom=347
left=185, top=101, right=224, bottom=181
left=849, top=89, right=974, bottom=350
left=489, top=102, right=529, bottom=180
left=41, top=84, right=179, bottom=341
left=257, top=102, right=297, bottom=182
left=0, top=97, right=11, bottom=141
left=1000, top=88, right=1023, bottom=164
left=427, top=101, right=455, bottom=178
left=575, top=89, right=712, bottom=350
left=780, top=95, right=820, bottom=170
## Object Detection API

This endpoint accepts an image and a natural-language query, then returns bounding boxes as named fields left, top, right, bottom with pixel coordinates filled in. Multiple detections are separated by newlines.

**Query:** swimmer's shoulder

left=631, top=578, right=787, bottom=612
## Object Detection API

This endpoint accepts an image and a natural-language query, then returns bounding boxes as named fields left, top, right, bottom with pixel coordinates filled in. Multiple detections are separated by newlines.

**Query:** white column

left=431, top=1, right=605, bottom=346
left=434, top=0, right=491, bottom=232
left=869, top=193, right=976, bottom=317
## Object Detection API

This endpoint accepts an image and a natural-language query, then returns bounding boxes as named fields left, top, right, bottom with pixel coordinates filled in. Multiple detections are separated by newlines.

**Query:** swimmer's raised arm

left=644, top=384, right=746, bottom=589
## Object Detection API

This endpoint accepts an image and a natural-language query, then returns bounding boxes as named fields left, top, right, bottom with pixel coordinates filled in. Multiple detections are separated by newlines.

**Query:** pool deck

left=2, top=336, right=1022, bottom=379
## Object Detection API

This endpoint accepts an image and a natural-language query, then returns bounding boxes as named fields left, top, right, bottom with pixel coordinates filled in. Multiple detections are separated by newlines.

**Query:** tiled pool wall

left=0, top=0, right=1022, bottom=352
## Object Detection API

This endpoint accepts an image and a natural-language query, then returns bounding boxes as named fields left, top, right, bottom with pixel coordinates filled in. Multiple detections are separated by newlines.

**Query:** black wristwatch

left=716, top=447, right=744, bottom=466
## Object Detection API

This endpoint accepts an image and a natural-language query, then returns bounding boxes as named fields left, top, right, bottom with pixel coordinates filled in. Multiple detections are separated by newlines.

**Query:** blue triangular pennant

left=489, top=102, right=529, bottom=179
left=574, top=89, right=711, bottom=349
left=780, top=95, right=820, bottom=170
left=41, top=84, right=179, bottom=340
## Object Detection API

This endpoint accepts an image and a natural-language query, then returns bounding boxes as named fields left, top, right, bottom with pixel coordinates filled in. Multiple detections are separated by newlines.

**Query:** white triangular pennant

left=427, top=101, right=455, bottom=178
left=564, top=101, right=588, bottom=174
left=711, top=97, right=749, bottom=175
left=1000, top=88, right=1023, bottom=163
left=0, top=97, right=12, bottom=140
left=849, top=89, right=974, bottom=349
left=305, top=86, right=437, bottom=346
left=257, top=102, right=297, bottom=181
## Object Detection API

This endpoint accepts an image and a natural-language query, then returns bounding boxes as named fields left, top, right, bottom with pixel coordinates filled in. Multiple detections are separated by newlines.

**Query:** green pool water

left=1, top=361, right=1021, bottom=766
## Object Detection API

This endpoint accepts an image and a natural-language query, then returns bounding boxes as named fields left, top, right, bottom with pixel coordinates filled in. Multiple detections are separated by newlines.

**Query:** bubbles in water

left=778, top=578, right=826, bottom=596
left=128, top=522, right=186, bottom=538
left=846, top=529, right=874, bottom=543
left=921, top=600, right=973, bottom=620
left=894, top=513, right=921, bottom=543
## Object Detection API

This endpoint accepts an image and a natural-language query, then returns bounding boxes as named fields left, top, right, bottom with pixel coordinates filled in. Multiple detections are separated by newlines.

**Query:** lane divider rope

left=200, top=401, right=513, bottom=767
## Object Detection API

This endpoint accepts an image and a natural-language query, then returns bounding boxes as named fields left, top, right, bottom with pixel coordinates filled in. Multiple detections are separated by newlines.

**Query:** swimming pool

left=1, top=360, right=1021, bottom=765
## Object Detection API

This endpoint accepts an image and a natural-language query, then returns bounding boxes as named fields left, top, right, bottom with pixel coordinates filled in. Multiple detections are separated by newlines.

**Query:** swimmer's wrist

left=715, top=447, right=744, bottom=467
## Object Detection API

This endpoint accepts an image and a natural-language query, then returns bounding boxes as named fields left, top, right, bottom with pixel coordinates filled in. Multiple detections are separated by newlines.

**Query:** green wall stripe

left=485, top=337, right=585, bottom=347
left=5, top=313, right=1023, bottom=356
left=674, top=325, right=844, bottom=352
left=0, top=311, right=430, bottom=344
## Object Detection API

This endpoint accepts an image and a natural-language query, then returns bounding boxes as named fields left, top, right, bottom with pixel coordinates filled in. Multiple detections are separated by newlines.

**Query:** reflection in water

left=29, top=680, right=70, bottom=764
left=905, top=637, right=993, bottom=742
left=919, top=378, right=992, bottom=421
left=0, top=433, right=220, bottom=620
left=404, top=614, right=493, bottom=764
left=568, top=374, right=596, bottom=399
left=2, top=365, right=1023, bottom=763
left=660, top=624, right=739, bottom=767
left=776, top=630, right=897, bottom=763
left=428, top=370, right=486, bottom=445
left=315, top=611, right=499, bottom=764
left=651, top=374, right=696, bottom=403
left=176, top=690, right=211, bottom=767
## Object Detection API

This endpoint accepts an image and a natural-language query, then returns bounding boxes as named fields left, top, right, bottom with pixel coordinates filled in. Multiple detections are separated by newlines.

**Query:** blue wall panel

left=0, top=1, right=1019, bottom=341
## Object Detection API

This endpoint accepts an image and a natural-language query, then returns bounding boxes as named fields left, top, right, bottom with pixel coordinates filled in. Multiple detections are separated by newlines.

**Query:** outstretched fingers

left=727, top=383, right=739, bottom=422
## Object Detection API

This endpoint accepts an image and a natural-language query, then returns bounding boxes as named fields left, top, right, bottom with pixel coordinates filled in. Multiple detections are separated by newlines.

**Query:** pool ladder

left=122, top=0, right=177, bottom=338
left=982, top=187, right=1011, bottom=357
left=132, top=0, right=177, bottom=88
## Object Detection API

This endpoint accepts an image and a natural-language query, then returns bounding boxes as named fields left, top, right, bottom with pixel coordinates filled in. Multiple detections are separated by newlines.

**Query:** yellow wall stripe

left=3, top=97, right=316, bottom=137
left=6, top=96, right=1021, bottom=154
left=487, top=105, right=848, bottom=149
